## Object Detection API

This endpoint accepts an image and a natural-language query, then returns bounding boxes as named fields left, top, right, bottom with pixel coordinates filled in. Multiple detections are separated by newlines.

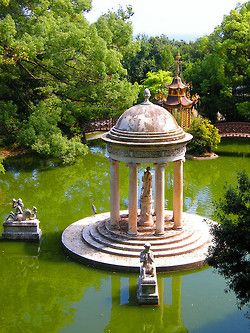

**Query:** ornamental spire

left=175, top=52, right=182, bottom=77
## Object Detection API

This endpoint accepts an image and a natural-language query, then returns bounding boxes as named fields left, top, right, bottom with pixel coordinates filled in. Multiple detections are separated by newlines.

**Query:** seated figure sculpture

left=137, top=242, right=159, bottom=304
left=140, top=242, right=155, bottom=278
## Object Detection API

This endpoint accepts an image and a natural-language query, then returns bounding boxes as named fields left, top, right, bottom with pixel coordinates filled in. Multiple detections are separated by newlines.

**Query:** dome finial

left=144, top=88, right=151, bottom=103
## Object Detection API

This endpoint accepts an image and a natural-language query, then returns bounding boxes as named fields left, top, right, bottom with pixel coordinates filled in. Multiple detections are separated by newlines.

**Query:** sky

left=85, top=0, right=247, bottom=41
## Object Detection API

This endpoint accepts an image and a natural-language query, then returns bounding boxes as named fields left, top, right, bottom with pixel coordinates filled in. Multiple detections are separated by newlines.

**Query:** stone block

left=137, top=264, right=159, bottom=305
left=137, top=274, right=159, bottom=305
left=2, top=219, right=42, bottom=241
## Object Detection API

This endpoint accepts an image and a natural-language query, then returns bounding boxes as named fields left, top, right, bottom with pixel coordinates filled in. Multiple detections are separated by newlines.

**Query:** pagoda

left=164, top=54, right=194, bottom=129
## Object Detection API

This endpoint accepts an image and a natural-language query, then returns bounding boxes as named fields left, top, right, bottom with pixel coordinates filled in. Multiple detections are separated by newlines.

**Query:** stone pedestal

left=137, top=266, right=159, bottom=305
left=2, top=219, right=42, bottom=241
left=139, top=195, right=154, bottom=227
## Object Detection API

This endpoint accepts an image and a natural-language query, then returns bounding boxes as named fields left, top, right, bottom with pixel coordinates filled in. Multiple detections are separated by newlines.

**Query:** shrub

left=187, top=117, right=221, bottom=155
left=17, top=98, right=88, bottom=164
left=32, top=133, right=88, bottom=165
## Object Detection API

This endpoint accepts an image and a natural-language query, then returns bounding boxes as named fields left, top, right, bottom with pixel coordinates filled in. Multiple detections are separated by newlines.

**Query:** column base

left=173, top=226, right=183, bottom=230
left=154, top=231, right=165, bottom=236
left=138, top=219, right=154, bottom=227
left=127, top=230, right=138, bottom=236
left=110, top=223, right=120, bottom=230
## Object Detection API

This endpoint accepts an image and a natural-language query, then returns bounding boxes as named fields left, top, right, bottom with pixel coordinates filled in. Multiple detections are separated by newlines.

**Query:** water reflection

left=103, top=274, right=187, bottom=333
left=0, top=139, right=249, bottom=333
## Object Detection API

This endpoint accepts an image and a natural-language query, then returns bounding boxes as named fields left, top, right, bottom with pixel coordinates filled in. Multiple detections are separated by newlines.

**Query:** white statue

left=139, top=167, right=153, bottom=226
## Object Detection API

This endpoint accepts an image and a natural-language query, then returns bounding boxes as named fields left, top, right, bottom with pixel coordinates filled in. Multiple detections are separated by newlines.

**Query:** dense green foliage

left=0, top=1, right=139, bottom=163
left=0, top=1, right=249, bottom=163
left=124, top=2, right=249, bottom=121
left=208, top=172, right=250, bottom=309
left=184, top=2, right=250, bottom=120
left=141, top=70, right=172, bottom=100
left=123, top=35, right=176, bottom=84
left=236, top=101, right=250, bottom=121
left=187, top=117, right=221, bottom=155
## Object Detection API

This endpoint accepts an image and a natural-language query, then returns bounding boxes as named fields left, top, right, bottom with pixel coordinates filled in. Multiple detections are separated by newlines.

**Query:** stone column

left=128, top=163, right=138, bottom=235
left=110, top=159, right=120, bottom=227
left=155, top=163, right=165, bottom=235
left=173, top=159, right=183, bottom=229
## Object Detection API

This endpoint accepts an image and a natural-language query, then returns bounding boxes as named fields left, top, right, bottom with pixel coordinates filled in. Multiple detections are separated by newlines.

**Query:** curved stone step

left=97, top=222, right=194, bottom=246
left=62, top=211, right=214, bottom=271
left=104, top=221, right=186, bottom=241
left=82, top=224, right=209, bottom=258
left=89, top=225, right=201, bottom=252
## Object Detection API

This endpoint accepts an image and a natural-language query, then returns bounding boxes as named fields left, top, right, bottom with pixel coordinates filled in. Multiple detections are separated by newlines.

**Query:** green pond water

left=0, top=138, right=249, bottom=333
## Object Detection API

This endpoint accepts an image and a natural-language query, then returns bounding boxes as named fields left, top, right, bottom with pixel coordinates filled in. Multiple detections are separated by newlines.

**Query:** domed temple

left=62, top=90, right=213, bottom=271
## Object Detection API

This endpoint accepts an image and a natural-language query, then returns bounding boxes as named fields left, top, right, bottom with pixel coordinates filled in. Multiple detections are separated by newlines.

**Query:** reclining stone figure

left=5, top=198, right=37, bottom=222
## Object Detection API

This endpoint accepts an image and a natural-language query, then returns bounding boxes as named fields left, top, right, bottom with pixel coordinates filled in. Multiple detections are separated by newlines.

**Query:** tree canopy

left=184, top=2, right=250, bottom=120
left=0, top=1, right=249, bottom=163
left=141, top=70, right=172, bottom=100
left=123, top=2, right=249, bottom=121
left=0, top=1, right=139, bottom=163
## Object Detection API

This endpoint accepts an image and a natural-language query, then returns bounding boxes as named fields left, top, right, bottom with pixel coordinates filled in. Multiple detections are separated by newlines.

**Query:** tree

left=236, top=101, right=250, bottom=121
left=0, top=1, right=139, bottom=163
left=94, top=5, right=138, bottom=59
left=187, top=117, right=221, bottom=156
left=123, top=34, right=181, bottom=84
left=142, top=70, right=172, bottom=100
left=208, top=172, right=250, bottom=309
left=185, top=2, right=250, bottom=121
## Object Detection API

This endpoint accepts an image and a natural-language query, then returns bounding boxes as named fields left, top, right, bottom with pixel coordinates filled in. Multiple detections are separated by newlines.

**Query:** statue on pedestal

left=137, top=242, right=159, bottom=305
left=139, top=167, right=153, bottom=226
left=3, top=198, right=41, bottom=241
left=140, top=242, right=155, bottom=278
left=5, top=198, right=37, bottom=222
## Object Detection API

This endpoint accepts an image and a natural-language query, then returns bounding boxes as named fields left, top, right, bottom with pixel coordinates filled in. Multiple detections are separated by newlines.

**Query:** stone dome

left=102, top=90, right=192, bottom=163
left=115, top=102, right=179, bottom=133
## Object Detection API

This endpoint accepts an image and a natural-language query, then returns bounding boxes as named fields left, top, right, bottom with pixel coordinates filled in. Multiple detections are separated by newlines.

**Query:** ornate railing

left=84, top=118, right=115, bottom=133
left=215, top=122, right=250, bottom=138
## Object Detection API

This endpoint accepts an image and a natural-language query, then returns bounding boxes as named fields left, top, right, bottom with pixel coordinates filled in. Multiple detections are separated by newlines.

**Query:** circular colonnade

left=62, top=91, right=213, bottom=271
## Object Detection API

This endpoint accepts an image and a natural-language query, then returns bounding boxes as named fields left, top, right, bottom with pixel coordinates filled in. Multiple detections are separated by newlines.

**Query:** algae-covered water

left=0, top=138, right=249, bottom=333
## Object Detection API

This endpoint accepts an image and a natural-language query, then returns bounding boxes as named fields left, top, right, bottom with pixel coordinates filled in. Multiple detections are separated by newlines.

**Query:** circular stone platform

left=62, top=211, right=214, bottom=272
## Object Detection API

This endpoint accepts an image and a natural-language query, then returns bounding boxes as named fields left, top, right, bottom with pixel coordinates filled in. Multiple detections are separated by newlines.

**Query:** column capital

left=127, top=162, right=140, bottom=168
left=154, top=162, right=167, bottom=168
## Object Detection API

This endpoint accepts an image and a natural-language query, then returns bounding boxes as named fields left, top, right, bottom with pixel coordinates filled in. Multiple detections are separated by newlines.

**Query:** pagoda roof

left=165, top=95, right=193, bottom=108
left=168, top=76, right=187, bottom=89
